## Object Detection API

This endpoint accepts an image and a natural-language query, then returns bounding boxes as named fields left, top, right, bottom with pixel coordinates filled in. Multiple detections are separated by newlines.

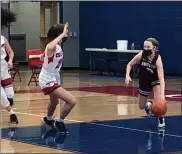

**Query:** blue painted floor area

left=2, top=115, right=182, bottom=154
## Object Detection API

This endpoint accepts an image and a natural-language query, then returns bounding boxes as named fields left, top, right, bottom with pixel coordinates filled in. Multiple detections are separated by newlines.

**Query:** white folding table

left=85, top=48, right=142, bottom=76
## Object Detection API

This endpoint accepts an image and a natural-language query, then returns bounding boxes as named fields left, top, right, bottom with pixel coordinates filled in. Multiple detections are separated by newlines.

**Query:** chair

left=10, top=61, right=22, bottom=82
left=27, top=49, right=43, bottom=86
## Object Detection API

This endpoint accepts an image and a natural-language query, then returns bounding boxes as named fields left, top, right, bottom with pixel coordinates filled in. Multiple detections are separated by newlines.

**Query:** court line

left=3, top=110, right=182, bottom=138
left=73, top=81, right=102, bottom=87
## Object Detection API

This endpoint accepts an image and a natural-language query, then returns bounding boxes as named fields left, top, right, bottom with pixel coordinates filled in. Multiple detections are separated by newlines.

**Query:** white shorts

left=39, top=70, right=61, bottom=95
left=1, top=59, right=12, bottom=87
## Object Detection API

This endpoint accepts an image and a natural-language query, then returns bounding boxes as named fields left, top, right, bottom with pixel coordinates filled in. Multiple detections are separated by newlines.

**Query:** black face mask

left=62, top=37, right=68, bottom=44
left=143, top=49, right=152, bottom=56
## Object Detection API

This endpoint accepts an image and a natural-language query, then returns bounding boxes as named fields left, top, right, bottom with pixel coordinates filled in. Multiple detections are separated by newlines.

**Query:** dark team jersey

left=138, top=51, right=159, bottom=81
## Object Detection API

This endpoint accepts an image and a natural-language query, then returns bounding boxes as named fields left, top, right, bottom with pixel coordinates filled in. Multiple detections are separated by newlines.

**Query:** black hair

left=47, top=24, right=65, bottom=43
left=1, top=8, right=16, bottom=28
left=42, top=23, right=68, bottom=50
left=146, top=37, right=159, bottom=50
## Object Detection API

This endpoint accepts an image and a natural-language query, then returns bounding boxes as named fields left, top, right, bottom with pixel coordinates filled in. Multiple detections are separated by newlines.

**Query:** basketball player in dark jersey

left=125, top=38, right=166, bottom=128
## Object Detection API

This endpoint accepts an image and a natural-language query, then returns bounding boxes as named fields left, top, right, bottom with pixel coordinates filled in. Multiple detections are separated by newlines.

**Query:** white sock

left=47, top=116, right=53, bottom=120
left=57, top=119, right=64, bottom=122
left=9, top=109, right=15, bottom=115
left=146, top=101, right=152, bottom=110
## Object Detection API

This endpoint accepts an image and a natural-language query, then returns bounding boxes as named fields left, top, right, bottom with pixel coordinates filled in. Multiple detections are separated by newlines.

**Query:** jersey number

left=55, top=59, right=63, bottom=68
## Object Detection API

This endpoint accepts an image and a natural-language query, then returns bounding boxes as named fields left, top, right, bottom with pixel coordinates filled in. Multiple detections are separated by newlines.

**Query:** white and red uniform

left=39, top=44, right=63, bottom=95
left=1, top=35, right=12, bottom=87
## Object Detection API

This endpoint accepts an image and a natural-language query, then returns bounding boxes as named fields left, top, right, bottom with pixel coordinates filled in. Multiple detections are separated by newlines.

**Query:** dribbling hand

left=125, top=76, right=132, bottom=87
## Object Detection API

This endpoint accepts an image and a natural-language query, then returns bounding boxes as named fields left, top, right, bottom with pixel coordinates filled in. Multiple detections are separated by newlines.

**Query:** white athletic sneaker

left=145, top=101, right=152, bottom=117
left=158, top=117, right=165, bottom=128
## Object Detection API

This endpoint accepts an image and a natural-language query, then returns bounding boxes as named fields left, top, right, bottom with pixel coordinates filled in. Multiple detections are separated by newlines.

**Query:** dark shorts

left=138, top=78, right=160, bottom=97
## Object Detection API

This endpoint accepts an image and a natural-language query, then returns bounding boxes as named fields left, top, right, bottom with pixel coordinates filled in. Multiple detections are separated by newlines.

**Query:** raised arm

left=46, top=23, right=68, bottom=57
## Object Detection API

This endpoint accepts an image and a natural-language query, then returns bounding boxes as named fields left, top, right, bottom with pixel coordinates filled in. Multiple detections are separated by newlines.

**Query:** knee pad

left=4, top=87, right=14, bottom=99
left=4, top=87, right=14, bottom=106
left=1, top=87, right=10, bottom=107
left=8, top=98, right=14, bottom=106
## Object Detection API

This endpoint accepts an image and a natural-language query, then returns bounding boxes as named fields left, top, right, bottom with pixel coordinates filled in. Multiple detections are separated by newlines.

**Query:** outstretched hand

left=63, top=22, right=69, bottom=37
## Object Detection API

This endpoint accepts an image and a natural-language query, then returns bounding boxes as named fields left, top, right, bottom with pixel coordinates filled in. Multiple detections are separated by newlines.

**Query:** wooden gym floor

left=1, top=71, right=182, bottom=154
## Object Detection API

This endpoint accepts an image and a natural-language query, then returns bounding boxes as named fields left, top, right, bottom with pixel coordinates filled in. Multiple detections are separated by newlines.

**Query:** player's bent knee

left=4, top=87, right=14, bottom=99
left=1, top=87, right=10, bottom=107
left=71, top=97, right=76, bottom=105
left=68, top=96, right=76, bottom=106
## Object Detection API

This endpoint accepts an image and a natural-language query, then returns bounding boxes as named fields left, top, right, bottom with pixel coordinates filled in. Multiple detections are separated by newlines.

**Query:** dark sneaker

left=54, top=120, right=68, bottom=134
left=10, top=114, right=18, bottom=124
left=158, top=117, right=165, bottom=128
left=42, top=117, right=55, bottom=127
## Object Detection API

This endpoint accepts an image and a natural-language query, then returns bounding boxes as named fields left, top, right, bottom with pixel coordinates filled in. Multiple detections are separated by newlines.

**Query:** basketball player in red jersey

left=125, top=38, right=166, bottom=128
left=1, top=8, right=18, bottom=123
left=39, top=23, right=76, bottom=134
left=1, top=35, right=15, bottom=106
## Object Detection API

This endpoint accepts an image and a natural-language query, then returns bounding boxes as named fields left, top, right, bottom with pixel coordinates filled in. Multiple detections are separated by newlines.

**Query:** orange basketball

left=151, top=99, right=167, bottom=117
